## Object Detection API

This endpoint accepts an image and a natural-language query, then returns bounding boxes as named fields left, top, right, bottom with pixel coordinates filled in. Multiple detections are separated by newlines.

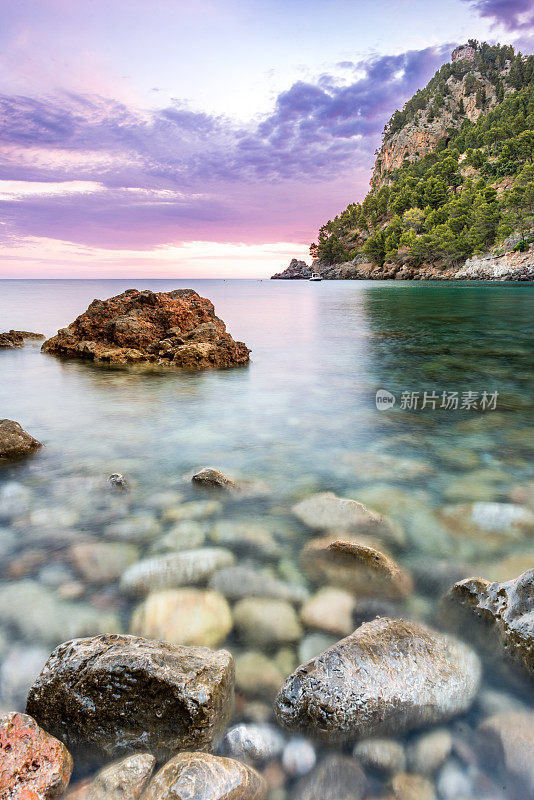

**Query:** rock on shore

left=26, top=634, right=234, bottom=766
left=140, top=752, right=266, bottom=800
left=0, top=711, right=73, bottom=799
left=275, top=617, right=480, bottom=743
left=0, top=419, right=42, bottom=462
left=441, top=568, right=534, bottom=686
left=41, top=288, right=250, bottom=369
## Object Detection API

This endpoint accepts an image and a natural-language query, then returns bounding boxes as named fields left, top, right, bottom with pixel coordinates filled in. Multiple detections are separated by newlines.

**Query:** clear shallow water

left=0, top=279, right=533, bottom=795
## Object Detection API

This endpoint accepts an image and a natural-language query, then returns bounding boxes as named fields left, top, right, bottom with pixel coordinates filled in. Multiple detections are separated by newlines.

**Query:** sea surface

left=0, top=279, right=533, bottom=795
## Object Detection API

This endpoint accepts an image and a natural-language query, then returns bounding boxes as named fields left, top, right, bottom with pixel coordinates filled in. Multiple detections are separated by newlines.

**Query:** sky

left=0, top=0, right=532, bottom=278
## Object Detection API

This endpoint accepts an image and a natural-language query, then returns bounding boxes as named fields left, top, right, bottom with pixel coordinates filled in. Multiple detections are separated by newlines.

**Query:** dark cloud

left=463, top=0, right=534, bottom=31
left=0, top=45, right=452, bottom=247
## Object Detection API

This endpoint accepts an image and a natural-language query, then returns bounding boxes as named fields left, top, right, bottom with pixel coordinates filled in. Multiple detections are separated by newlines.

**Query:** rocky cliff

left=371, top=46, right=510, bottom=189
left=273, top=41, right=533, bottom=281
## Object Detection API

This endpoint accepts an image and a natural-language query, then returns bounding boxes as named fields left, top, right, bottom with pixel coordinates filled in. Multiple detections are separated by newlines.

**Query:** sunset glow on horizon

left=0, top=0, right=532, bottom=278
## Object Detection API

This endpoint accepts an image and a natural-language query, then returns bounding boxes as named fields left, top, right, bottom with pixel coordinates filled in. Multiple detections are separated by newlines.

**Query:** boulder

left=26, top=634, right=234, bottom=766
left=120, top=547, right=235, bottom=595
left=292, top=755, right=366, bottom=800
left=140, top=751, right=266, bottom=800
left=300, top=539, right=412, bottom=598
left=41, top=289, right=250, bottom=369
left=0, top=330, right=44, bottom=349
left=292, top=492, right=404, bottom=547
left=441, top=568, right=534, bottom=686
left=477, top=711, right=534, bottom=797
left=275, top=618, right=480, bottom=743
left=0, top=711, right=72, bottom=799
left=0, top=419, right=42, bottom=462
left=131, top=588, right=232, bottom=648
left=64, top=753, right=155, bottom=800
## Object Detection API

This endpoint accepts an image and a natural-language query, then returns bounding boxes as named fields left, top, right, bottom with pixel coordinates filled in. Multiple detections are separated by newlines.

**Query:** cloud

left=0, top=45, right=452, bottom=249
left=462, top=0, right=534, bottom=32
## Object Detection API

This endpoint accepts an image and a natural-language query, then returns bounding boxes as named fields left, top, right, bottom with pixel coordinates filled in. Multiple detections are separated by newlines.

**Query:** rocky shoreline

left=271, top=243, right=534, bottom=281
left=0, top=467, right=533, bottom=799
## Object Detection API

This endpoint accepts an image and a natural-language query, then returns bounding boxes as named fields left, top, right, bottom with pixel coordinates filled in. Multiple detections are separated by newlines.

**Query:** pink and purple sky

left=0, top=0, right=532, bottom=277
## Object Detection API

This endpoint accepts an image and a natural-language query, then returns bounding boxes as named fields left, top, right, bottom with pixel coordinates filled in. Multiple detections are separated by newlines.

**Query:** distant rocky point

left=270, top=259, right=312, bottom=280
left=0, top=330, right=45, bottom=348
left=42, top=289, right=250, bottom=369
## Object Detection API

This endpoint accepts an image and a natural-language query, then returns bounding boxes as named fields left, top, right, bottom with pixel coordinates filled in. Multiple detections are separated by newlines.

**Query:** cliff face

left=371, top=50, right=507, bottom=188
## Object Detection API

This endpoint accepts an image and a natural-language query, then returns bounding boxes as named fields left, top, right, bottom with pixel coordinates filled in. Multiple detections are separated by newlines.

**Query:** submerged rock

left=120, top=547, right=235, bottom=595
left=292, top=755, right=366, bottom=800
left=300, top=539, right=412, bottom=598
left=41, top=288, right=250, bottom=369
left=353, top=738, right=406, bottom=775
left=140, top=751, right=266, bottom=800
left=222, top=723, right=285, bottom=764
left=233, top=597, right=302, bottom=648
left=209, top=521, right=280, bottom=558
left=441, top=568, right=534, bottom=686
left=300, top=586, right=356, bottom=637
left=390, top=772, right=436, bottom=800
left=69, top=541, right=139, bottom=583
left=477, top=711, right=534, bottom=797
left=192, top=468, right=237, bottom=490
left=0, top=711, right=73, bottom=800
left=281, top=737, right=316, bottom=777
left=108, top=473, right=130, bottom=492
left=65, top=753, right=155, bottom=800
left=292, top=492, right=404, bottom=547
left=275, top=618, right=480, bottom=744
left=26, top=634, right=234, bottom=766
left=0, top=580, right=119, bottom=646
left=0, top=419, right=42, bottom=462
left=131, top=588, right=232, bottom=647
left=234, top=651, right=286, bottom=700
left=210, top=565, right=308, bottom=603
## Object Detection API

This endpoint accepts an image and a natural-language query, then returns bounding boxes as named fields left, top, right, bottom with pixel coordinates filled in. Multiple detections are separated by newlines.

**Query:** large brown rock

left=140, top=752, right=266, bottom=800
left=0, top=419, right=42, bottom=462
left=26, top=634, right=234, bottom=766
left=299, top=539, right=413, bottom=598
left=0, top=711, right=73, bottom=799
left=275, top=618, right=480, bottom=744
left=41, top=289, right=250, bottom=369
left=441, top=568, right=534, bottom=686
left=65, top=753, right=155, bottom=800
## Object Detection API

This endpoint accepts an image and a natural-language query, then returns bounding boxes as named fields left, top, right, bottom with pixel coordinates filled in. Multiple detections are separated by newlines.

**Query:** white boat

left=309, top=272, right=322, bottom=281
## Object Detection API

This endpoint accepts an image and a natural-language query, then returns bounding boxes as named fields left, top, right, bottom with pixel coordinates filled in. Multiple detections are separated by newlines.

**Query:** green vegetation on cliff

left=312, top=43, right=534, bottom=269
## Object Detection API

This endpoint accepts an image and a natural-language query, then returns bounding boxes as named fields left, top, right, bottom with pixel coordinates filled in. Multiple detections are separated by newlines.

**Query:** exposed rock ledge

left=272, top=244, right=533, bottom=282
left=42, top=289, right=250, bottom=369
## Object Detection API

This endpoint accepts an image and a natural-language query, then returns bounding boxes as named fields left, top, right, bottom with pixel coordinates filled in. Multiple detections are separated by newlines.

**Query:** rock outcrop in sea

left=0, top=330, right=45, bottom=348
left=0, top=419, right=43, bottom=462
left=26, top=634, right=234, bottom=766
left=275, top=617, right=481, bottom=743
left=41, top=288, right=250, bottom=369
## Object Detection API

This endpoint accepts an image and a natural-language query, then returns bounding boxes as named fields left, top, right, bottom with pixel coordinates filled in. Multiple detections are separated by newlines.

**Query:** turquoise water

left=0, top=279, right=533, bottom=793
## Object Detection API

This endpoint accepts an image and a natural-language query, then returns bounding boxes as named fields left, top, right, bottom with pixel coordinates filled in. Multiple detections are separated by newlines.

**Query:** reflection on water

left=0, top=279, right=533, bottom=797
